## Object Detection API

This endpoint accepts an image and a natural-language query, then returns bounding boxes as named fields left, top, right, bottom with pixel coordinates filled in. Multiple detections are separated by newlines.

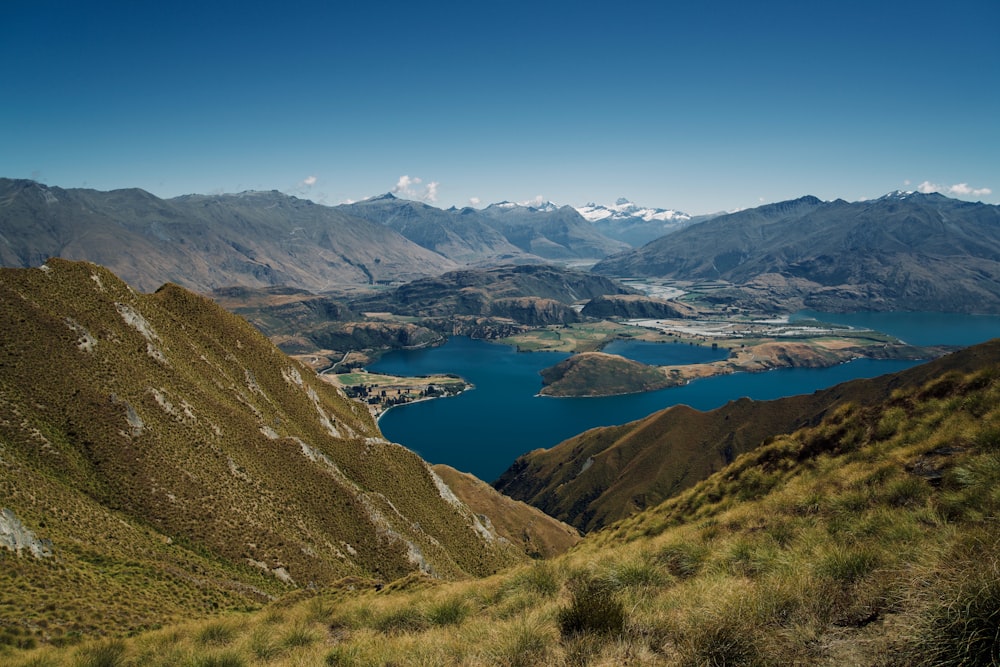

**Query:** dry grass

left=7, top=362, right=1000, bottom=665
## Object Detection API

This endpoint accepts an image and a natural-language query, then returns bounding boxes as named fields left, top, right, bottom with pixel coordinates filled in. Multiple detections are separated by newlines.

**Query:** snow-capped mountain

left=576, top=197, right=691, bottom=224
left=575, top=198, right=694, bottom=247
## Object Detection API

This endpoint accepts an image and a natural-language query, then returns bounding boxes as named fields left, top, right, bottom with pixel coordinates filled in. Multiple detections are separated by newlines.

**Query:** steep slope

left=0, top=179, right=456, bottom=293
left=15, top=356, right=1000, bottom=664
left=431, top=464, right=580, bottom=559
left=210, top=286, right=442, bottom=356
left=352, top=264, right=636, bottom=325
left=495, top=339, right=1000, bottom=532
left=592, top=192, right=1000, bottom=313
left=0, top=260, right=525, bottom=639
left=337, top=194, right=527, bottom=263
left=480, top=202, right=631, bottom=259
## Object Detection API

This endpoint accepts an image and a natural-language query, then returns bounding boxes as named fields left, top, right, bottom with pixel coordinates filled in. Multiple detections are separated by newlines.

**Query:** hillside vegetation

left=8, top=341, right=1000, bottom=665
left=497, top=341, right=998, bottom=533
left=0, top=260, right=530, bottom=646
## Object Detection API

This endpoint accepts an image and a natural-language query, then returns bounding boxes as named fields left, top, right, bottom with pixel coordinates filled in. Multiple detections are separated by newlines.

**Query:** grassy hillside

left=538, top=352, right=674, bottom=396
left=0, top=260, right=527, bottom=647
left=8, top=341, right=1000, bottom=665
left=497, top=341, right=1000, bottom=533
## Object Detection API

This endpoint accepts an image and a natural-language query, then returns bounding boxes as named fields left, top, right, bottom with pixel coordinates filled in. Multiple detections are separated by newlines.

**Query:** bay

left=373, top=313, right=1000, bottom=482
left=790, top=310, right=1000, bottom=347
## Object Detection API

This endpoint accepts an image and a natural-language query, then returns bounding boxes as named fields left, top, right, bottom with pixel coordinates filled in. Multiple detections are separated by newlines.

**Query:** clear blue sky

left=3, top=0, right=997, bottom=214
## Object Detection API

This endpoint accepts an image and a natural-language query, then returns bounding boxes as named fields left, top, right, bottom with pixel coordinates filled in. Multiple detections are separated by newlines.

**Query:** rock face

left=592, top=192, right=1000, bottom=313
left=581, top=294, right=697, bottom=319
left=0, top=508, right=53, bottom=559
left=0, top=259, right=530, bottom=637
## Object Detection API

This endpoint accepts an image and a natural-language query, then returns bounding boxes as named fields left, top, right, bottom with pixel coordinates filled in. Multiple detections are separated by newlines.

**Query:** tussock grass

left=7, top=362, right=1000, bottom=665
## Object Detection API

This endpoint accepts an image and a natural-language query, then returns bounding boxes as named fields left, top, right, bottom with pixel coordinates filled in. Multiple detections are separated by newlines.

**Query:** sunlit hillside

left=8, top=338, right=1000, bottom=665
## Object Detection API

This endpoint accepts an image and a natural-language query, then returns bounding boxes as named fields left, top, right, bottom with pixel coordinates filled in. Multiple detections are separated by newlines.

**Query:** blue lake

left=366, top=316, right=981, bottom=482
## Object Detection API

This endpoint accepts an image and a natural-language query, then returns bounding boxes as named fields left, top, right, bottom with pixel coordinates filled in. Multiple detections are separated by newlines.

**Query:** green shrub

left=557, top=576, right=626, bottom=638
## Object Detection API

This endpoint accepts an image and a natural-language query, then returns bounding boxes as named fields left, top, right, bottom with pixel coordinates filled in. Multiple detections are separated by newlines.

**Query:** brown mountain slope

left=0, top=259, right=525, bottom=639
left=431, top=464, right=580, bottom=559
left=495, top=339, right=1000, bottom=532
left=0, top=179, right=456, bottom=293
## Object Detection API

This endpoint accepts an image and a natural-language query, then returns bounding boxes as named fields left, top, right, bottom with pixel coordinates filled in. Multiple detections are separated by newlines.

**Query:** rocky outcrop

left=581, top=294, right=697, bottom=319
left=0, top=508, right=53, bottom=559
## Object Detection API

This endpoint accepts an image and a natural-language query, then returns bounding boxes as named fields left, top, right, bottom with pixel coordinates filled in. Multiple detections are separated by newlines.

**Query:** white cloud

left=391, top=175, right=440, bottom=203
left=302, top=175, right=317, bottom=187
left=469, top=197, right=481, bottom=207
left=917, top=180, right=991, bottom=198
left=392, top=175, right=421, bottom=195
left=519, top=195, right=545, bottom=207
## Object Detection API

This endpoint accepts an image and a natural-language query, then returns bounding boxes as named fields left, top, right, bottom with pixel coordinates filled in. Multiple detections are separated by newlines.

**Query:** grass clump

left=655, top=539, right=708, bottom=579
left=426, top=597, right=470, bottom=626
left=195, top=621, right=238, bottom=647
left=557, top=574, right=627, bottom=638
left=373, top=606, right=429, bottom=635
left=73, top=639, right=126, bottom=667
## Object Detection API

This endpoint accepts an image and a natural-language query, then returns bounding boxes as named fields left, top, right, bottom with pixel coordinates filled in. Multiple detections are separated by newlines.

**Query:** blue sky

left=3, top=1, right=998, bottom=214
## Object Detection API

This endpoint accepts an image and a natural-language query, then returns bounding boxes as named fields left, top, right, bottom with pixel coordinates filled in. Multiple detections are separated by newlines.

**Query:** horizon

left=3, top=1, right=997, bottom=215
left=8, top=176, right=991, bottom=217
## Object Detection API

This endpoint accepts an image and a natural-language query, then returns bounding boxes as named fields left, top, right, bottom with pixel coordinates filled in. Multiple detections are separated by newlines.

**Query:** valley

left=4, top=183, right=1000, bottom=665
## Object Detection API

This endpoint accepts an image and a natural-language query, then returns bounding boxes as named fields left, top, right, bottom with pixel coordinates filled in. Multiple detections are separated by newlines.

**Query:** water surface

left=373, top=313, right=1000, bottom=482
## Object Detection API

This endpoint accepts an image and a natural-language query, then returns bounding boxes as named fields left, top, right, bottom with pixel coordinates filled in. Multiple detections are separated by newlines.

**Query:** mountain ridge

left=591, top=192, right=1000, bottom=313
left=0, top=259, right=536, bottom=639
left=495, top=338, right=1000, bottom=532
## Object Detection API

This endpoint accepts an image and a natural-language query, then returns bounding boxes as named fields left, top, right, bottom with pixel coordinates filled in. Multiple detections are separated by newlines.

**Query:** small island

left=320, top=371, right=470, bottom=417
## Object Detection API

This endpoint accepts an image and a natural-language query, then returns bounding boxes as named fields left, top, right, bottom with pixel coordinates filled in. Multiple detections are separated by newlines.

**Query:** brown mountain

left=0, top=179, right=456, bottom=293
left=352, top=264, right=637, bottom=326
left=495, top=338, right=1000, bottom=533
left=0, top=259, right=529, bottom=638
left=592, top=192, right=1000, bottom=313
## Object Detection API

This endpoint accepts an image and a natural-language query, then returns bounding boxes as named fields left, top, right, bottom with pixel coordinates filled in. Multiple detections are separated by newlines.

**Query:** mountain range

left=0, top=180, right=654, bottom=295
left=576, top=197, right=703, bottom=246
left=0, top=179, right=461, bottom=292
left=592, top=191, right=1000, bottom=313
